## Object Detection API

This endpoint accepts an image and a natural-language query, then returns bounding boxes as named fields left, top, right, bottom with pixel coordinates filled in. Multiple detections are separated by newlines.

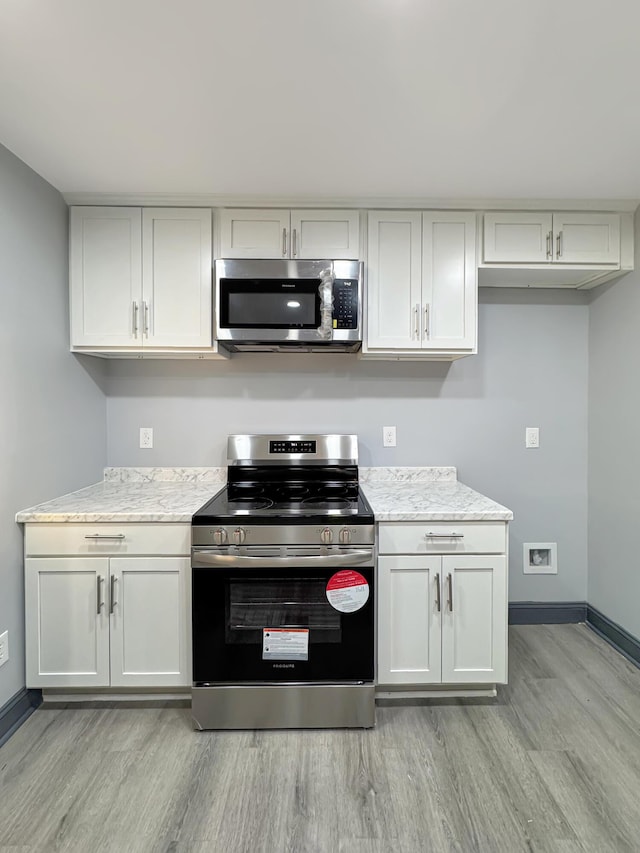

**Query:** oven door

left=192, top=551, right=374, bottom=684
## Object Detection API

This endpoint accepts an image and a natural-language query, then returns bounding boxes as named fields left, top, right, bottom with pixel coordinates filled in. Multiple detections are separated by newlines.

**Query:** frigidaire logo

left=273, top=663, right=295, bottom=668
left=281, top=283, right=295, bottom=288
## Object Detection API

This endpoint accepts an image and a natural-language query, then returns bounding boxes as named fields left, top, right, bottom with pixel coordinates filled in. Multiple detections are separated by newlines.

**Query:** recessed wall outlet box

left=0, top=630, right=8, bottom=667
left=523, top=543, right=557, bottom=574
left=139, top=427, right=153, bottom=449
left=525, top=427, right=540, bottom=448
left=383, top=426, right=397, bottom=447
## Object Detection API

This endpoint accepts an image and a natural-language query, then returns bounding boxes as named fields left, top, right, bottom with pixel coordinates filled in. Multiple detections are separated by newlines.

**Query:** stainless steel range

left=191, top=434, right=375, bottom=730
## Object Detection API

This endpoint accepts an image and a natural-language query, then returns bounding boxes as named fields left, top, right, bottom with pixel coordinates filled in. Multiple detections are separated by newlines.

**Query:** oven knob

left=213, top=528, right=228, bottom=546
left=320, top=527, right=333, bottom=544
left=339, top=527, right=352, bottom=544
left=233, top=528, right=246, bottom=545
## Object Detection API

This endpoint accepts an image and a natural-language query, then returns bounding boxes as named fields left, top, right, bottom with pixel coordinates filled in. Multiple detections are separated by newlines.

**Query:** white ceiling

left=2, top=0, right=640, bottom=202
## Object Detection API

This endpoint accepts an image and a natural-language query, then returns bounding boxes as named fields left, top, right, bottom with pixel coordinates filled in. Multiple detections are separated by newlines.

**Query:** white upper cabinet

left=552, top=213, right=620, bottom=264
left=219, top=208, right=360, bottom=259
left=422, top=213, right=477, bottom=351
left=70, top=206, right=215, bottom=354
left=364, top=211, right=477, bottom=359
left=141, top=209, right=212, bottom=348
left=483, top=212, right=621, bottom=265
left=366, top=211, right=422, bottom=351
left=70, top=207, right=143, bottom=347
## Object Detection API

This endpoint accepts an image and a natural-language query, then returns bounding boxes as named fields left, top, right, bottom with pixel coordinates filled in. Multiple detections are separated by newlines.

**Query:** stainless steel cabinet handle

left=435, top=573, right=441, bottom=612
left=447, top=573, right=453, bottom=611
left=192, top=550, right=372, bottom=568
left=109, top=575, right=118, bottom=614
left=414, top=303, right=419, bottom=339
left=143, top=301, right=149, bottom=336
left=546, top=231, right=552, bottom=259
left=282, top=228, right=287, bottom=257
left=425, top=532, right=464, bottom=539
left=556, top=231, right=562, bottom=259
left=96, top=575, right=104, bottom=614
left=424, top=304, right=430, bottom=339
left=132, top=301, right=139, bottom=337
left=292, top=228, right=297, bottom=257
left=85, top=534, right=125, bottom=540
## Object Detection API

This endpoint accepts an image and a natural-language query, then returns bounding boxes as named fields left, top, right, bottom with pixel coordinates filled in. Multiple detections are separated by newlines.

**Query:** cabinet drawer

left=378, top=522, right=506, bottom=554
left=25, top=523, right=191, bottom=556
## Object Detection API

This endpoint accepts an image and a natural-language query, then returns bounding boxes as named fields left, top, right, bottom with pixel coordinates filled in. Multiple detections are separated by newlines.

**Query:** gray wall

left=0, top=145, right=107, bottom=709
left=106, top=288, right=590, bottom=603
left=588, top=214, right=640, bottom=640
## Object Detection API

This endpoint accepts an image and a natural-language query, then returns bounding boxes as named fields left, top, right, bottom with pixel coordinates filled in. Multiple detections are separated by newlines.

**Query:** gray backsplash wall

left=106, top=288, right=589, bottom=603
left=0, top=145, right=107, bottom=708
left=588, top=212, right=640, bottom=640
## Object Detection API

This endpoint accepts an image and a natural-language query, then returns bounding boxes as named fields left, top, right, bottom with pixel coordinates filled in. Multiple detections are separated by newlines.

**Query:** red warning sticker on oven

left=326, top=570, right=369, bottom=613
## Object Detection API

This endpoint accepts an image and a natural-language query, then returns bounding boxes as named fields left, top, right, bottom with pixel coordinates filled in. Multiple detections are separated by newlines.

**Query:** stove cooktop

left=191, top=485, right=374, bottom=526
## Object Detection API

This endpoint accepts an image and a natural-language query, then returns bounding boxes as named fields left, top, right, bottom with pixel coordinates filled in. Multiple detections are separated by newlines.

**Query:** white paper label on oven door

left=326, top=570, right=370, bottom=613
left=262, top=628, right=309, bottom=661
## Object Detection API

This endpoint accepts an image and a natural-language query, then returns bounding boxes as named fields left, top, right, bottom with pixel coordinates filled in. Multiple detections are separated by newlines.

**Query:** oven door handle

left=191, top=549, right=373, bottom=568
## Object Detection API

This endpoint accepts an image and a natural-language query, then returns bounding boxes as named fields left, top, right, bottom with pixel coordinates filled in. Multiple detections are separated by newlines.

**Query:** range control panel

left=269, top=440, right=317, bottom=454
left=332, top=280, right=359, bottom=329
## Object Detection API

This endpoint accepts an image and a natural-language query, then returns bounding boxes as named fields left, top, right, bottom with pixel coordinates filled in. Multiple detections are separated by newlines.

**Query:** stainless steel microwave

left=214, top=259, right=363, bottom=353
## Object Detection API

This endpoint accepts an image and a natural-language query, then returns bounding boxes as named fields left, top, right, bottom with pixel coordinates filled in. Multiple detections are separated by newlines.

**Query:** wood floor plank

left=1, top=625, right=640, bottom=853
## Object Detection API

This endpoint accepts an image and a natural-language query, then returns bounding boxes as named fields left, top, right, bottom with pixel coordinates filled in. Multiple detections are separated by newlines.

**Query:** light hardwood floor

left=1, top=624, right=640, bottom=853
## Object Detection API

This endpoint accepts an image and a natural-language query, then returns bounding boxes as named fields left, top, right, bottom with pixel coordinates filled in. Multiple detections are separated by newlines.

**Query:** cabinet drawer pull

left=143, top=301, right=149, bottom=337
left=96, top=575, right=104, bottom=614
left=414, top=303, right=419, bottom=339
left=110, top=575, right=118, bottom=615
left=132, top=301, right=139, bottom=337
left=447, top=573, right=453, bottom=611
left=434, top=572, right=441, bottom=612
left=282, top=227, right=287, bottom=257
left=546, top=231, right=552, bottom=259
left=425, top=532, right=464, bottom=539
left=424, top=303, right=430, bottom=338
left=292, top=228, right=297, bottom=257
left=85, top=534, right=126, bottom=540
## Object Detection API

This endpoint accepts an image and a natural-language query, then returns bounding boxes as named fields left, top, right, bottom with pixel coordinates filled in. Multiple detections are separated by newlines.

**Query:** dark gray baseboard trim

left=0, top=688, right=42, bottom=748
left=509, top=601, right=587, bottom=625
left=586, top=606, right=640, bottom=670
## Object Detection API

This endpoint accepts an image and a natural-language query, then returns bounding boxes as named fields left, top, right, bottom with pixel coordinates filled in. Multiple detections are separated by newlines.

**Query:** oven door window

left=227, top=578, right=341, bottom=647
left=192, top=566, right=374, bottom=684
left=218, top=279, right=321, bottom=329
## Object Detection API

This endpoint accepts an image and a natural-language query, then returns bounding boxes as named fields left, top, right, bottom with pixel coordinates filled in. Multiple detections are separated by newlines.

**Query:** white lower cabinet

left=377, top=523, right=508, bottom=689
left=24, top=524, right=190, bottom=689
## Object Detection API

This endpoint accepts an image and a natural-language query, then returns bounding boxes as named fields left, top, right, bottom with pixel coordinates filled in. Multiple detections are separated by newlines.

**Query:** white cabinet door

left=440, top=555, right=507, bottom=684
left=109, top=558, right=189, bottom=687
left=142, top=208, right=212, bottom=348
left=377, top=555, right=442, bottom=685
left=219, top=209, right=290, bottom=258
left=422, top=213, right=477, bottom=351
left=70, top=207, right=142, bottom=346
left=366, top=211, right=422, bottom=350
left=483, top=212, right=553, bottom=263
left=553, top=213, right=620, bottom=264
left=25, top=558, right=110, bottom=688
left=290, top=210, right=360, bottom=259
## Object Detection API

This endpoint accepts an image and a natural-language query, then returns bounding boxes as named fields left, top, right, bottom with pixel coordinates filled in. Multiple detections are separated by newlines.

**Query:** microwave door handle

left=192, top=549, right=372, bottom=568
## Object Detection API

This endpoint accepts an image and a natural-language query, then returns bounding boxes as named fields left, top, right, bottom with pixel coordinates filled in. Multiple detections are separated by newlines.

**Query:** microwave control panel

left=332, top=280, right=359, bottom=329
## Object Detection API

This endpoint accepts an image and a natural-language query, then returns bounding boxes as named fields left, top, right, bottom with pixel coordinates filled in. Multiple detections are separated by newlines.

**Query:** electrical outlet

left=0, top=630, right=9, bottom=668
left=139, top=427, right=153, bottom=449
left=525, top=427, right=539, bottom=449
left=383, top=426, right=397, bottom=447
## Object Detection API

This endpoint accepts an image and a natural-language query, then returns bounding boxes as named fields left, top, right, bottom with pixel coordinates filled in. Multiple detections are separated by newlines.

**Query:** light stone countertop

left=15, top=469, right=226, bottom=523
left=16, top=466, right=512, bottom=523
